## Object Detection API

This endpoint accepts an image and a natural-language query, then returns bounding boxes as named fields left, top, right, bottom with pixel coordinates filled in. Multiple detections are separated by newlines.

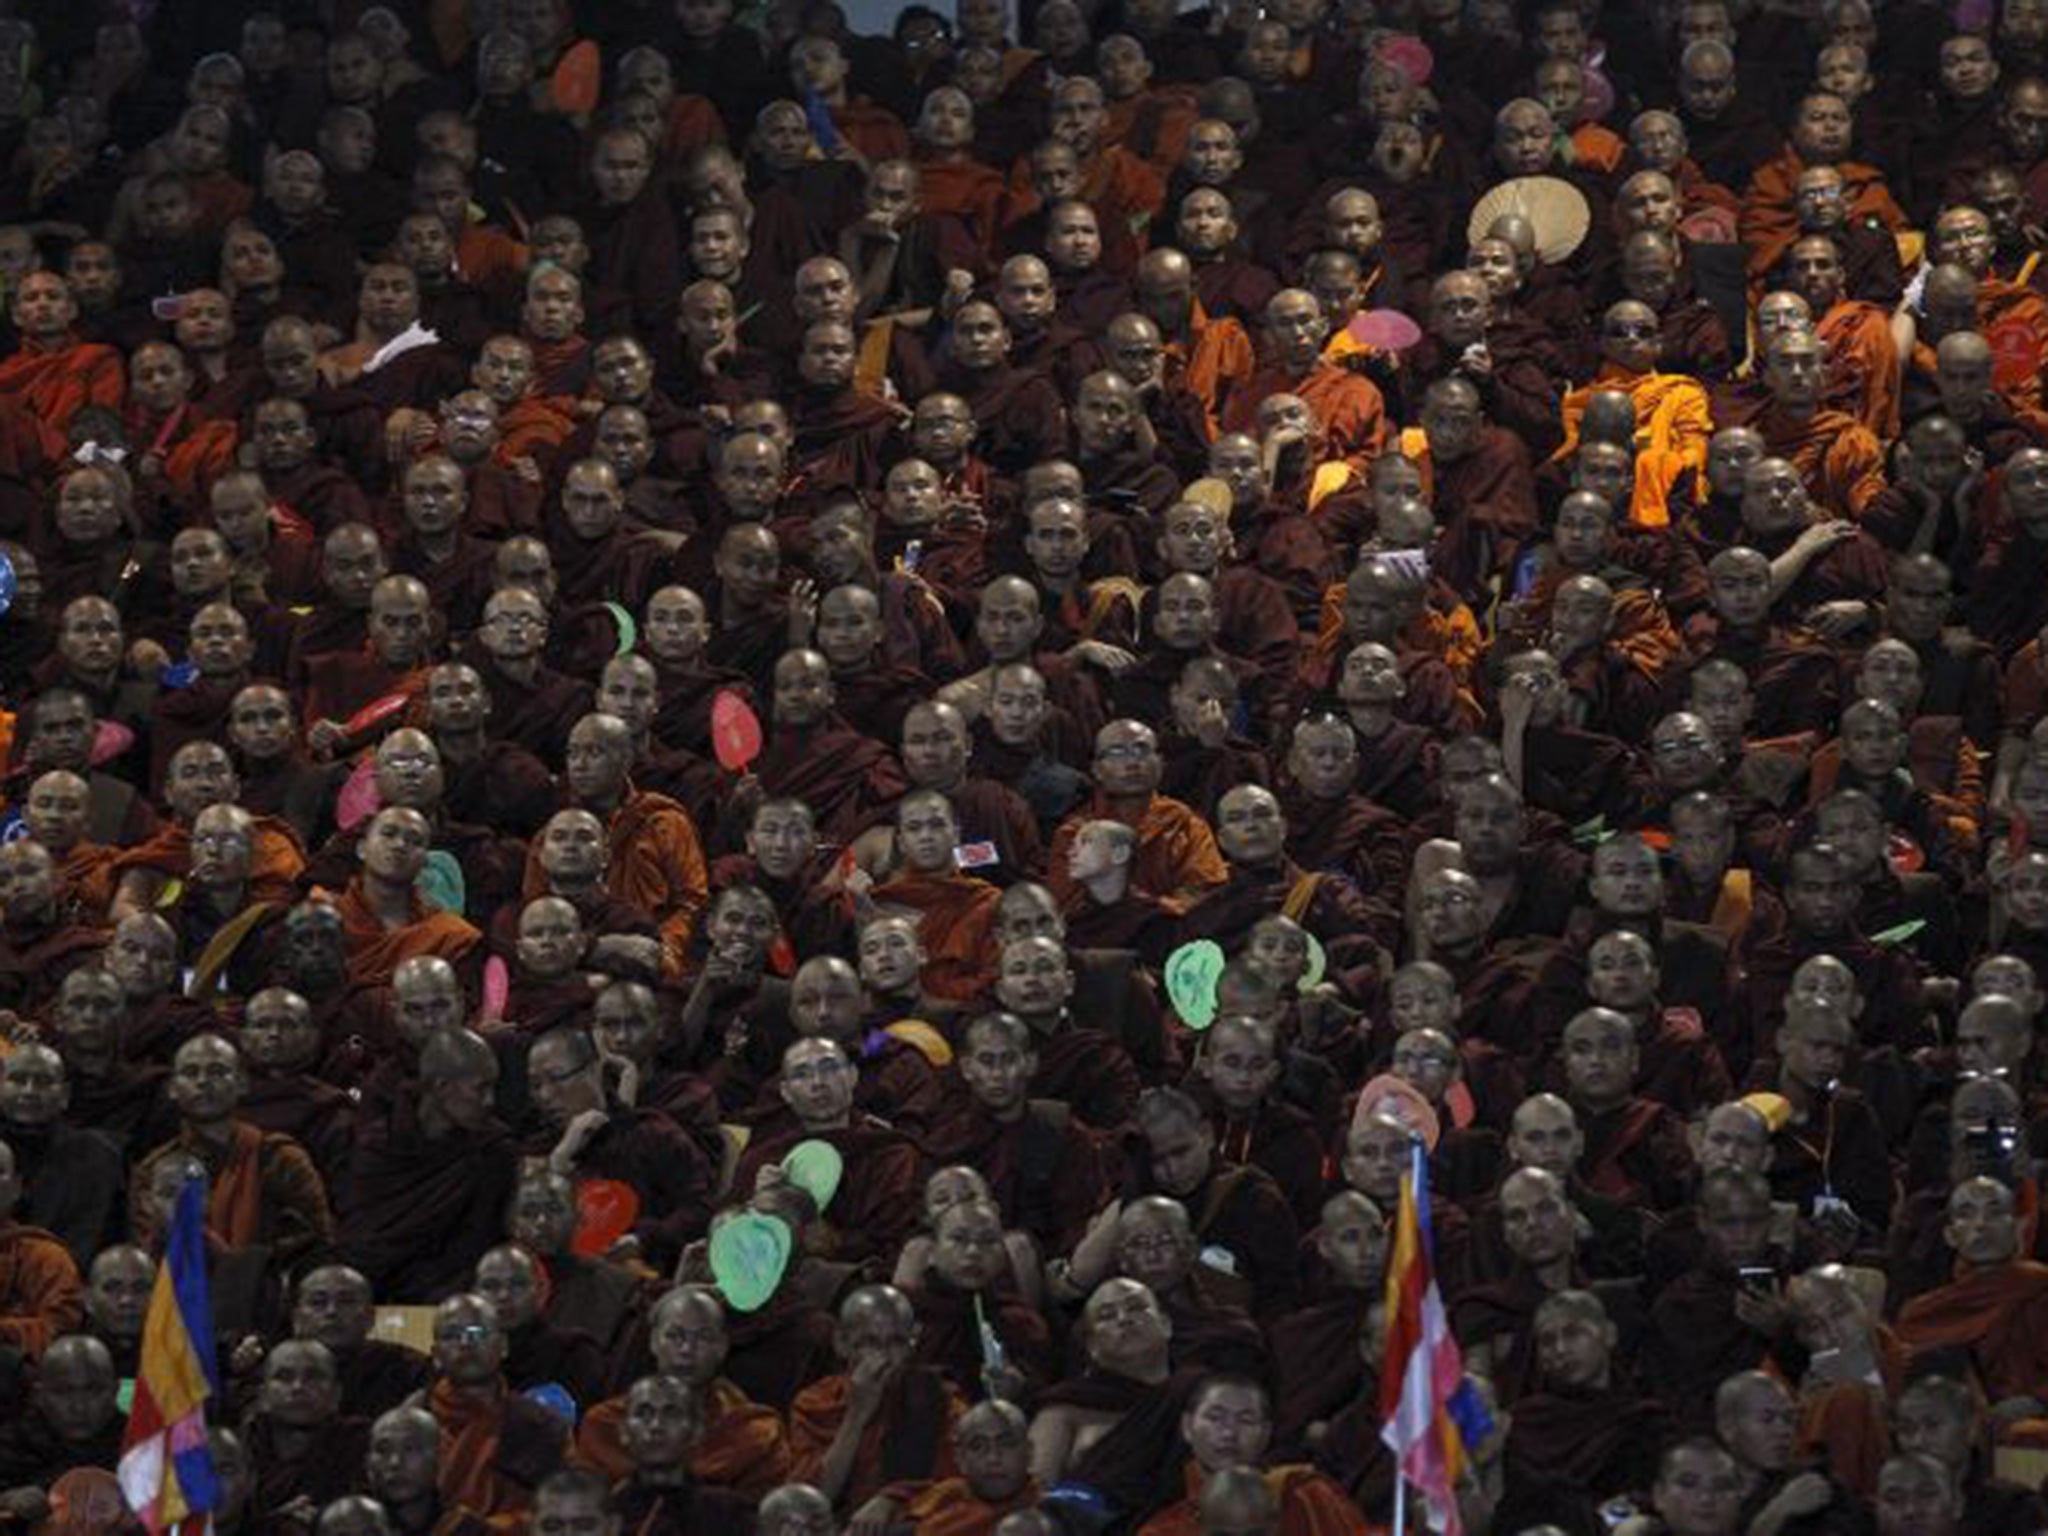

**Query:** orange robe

left=1758, top=406, right=1888, bottom=519
left=0, top=336, right=124, bottom=437
left=520, top=788, right=707, bottom=974
left=1895, top=1259, right=2048, bottom=1404
left=1222, top=361, right=1389, bottom=473
left=1982, top=277, right=2048, bottom=420
left=867, top=869, right=1002, bottom=1001
left=1105, top=87, right=1200, bottom=176
left=1081, top=143, right=1168, bottom=225
left=335, top=876, right=482, bottom=988
left=458, top=223, right=529, bottom=288
left=495, top=395, right=581, bottom=461
left=0, top=1221, right=83, bottom=1360
left=830, top=98, right=911, bottom=162
left=1796, top=1325, right=1906, bottom=1501
left=1045, top=792, right=1228, bottom=909
left=1741, top=150, right=1906, bottom=281
left=134, top=1120, right=334, bottom=1268
left=789, top=1373, right=964, bottom=1512
left=1816, top=300, right=1901, bottom=439
left=52, top=839, right=118, bottom=918
left=1137, top=1462, right=1368, bottom=1536
left=915, top=156, right=1008, bottom=254
left=572, top=1377, right=792, bottom=1494
left=1557, top=365, right=1714, bottom=527
left=879, top=1476, right=1041, bottom=1536
left=110, top=816, right=306, bottom=905
left=660, top=95, right=727, bottom=157
left=1569, top=123, right=1626, bottom=175
left=1167, top=301, right=1256, bottom=438
left=430, top=1379, right=546, bottom=1519
left=1310, top=576, right=1485, bottom=695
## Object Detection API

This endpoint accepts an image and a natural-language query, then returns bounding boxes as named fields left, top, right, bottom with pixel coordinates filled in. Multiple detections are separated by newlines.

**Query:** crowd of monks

left=11, top=0, right=2048, bottom=1533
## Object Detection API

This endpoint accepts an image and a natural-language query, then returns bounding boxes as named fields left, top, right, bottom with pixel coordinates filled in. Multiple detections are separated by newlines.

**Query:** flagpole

left=1392, top=1473, right=1407, bottom=1536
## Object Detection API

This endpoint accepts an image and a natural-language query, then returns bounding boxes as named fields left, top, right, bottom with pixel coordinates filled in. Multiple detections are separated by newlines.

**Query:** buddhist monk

left=789, top=1284, right=964, bottom=1512
left=1046, top=720, right=1227, bottom=908
left=422, top=1295, right=568, bottom=1518
left=0, top=273, right=122, bottom=442
left=1895, top=1177, right=2048, bottom=1409
left=863, top=790, right=1003, bottom=1002
left=131, top=1031, right=333, bottom=1269
left=1223, top=289, right=1387, bottom=471
left=734, top=1038, right=926, bottom=1263
left=574, top=1284, right=791, bottom=1493
left=1135, top=1374, right=1365, bottom=1536
left=335, top=807, right=481, bottom=989
left=1558, top=300, right=1712, bottom=528
left=339, top=1027, right=515, bottom=1304
left=0, top=1138, right=83, bottom=1362
left=852, top=1398, right=1038, bottom=1536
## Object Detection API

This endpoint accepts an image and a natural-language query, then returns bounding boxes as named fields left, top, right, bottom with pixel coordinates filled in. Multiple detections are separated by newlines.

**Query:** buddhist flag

left=1379, top=1138, right=1491, bottom=1535
left=119, top=1177, right=220, bottom=1535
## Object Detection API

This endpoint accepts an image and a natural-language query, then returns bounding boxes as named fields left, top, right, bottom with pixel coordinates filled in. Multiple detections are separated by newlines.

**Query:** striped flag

left=119, top=1177, right=220, bottom=1535
left=1379, top=1138, right=1492, bottom=1535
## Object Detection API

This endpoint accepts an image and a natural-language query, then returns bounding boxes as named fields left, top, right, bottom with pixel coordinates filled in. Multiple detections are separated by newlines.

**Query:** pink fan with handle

left=1347, top=309, right=1422, bottom=353
left=712, top=690, right=764, bottom=772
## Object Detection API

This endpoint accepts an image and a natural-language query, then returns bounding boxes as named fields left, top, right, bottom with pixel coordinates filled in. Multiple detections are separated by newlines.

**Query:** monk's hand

left=0, top=1010, right=29, bottom=1046
left=550, top=1108, right=611, bottom=1174
left=940, top=268, right=975, bottom=322
left=229, top=1332, right=266, bottom=1375
left=1809, top=1202, right=1861, bottom=1261
left=788, top=577, right=820, bottom=646
left=384, top=407, right=432, bottom=464
left=850, top=1495, right=901, bottom=1536
left=1193, top=696, right=1230, bottom=748
left=272, top=1495, right=319, bottom=1532
left=1732, top=1278, right=1790, bottom=1338
left=1802, top=600, right=1869, bottom=641
left=942, top=492, right=987, bottom=534
left=1957, top=447, right=1987, bottom=511
left=1757, top=1471, right=1834, bottom=1528
left=508, top=454, right=542, bottom=485
left=847, top=1350, right=895, bottom=1423
left=1790, top=519, right=1856, bottom=559
left=1067, top=1198, right=1125, bottom=1292
left=306, top=719, right=350, bottom=762
left=1456, top=342, right=1492, bottom=378
left=1067, top=639, right=1138, bottom=674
